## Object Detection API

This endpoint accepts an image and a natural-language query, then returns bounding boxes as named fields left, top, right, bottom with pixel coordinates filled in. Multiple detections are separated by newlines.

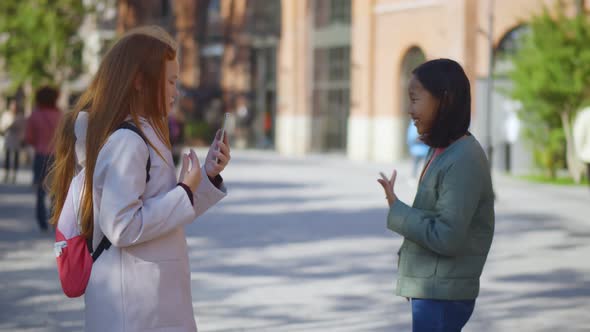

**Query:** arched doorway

left=492, top=24, right=530, bottom=172
left=495, top=25, right=529, bottom=76
left=399, top=47, right=426, bottom=157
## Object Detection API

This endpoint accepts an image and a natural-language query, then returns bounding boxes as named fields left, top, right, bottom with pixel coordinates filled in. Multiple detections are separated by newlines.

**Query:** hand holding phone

left=205, top=113, right=231, bottom=178
left=214, top=112, right=231, bottom=163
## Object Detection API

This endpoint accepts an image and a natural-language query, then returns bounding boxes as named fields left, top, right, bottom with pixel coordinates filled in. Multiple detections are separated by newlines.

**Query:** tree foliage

left=0, top=0, right=88, bottom=91
left=509, top=1, right=590, bottom=179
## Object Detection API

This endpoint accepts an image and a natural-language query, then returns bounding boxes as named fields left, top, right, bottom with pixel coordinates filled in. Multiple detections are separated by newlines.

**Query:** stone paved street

left=1, top=150, right=589, bottom=331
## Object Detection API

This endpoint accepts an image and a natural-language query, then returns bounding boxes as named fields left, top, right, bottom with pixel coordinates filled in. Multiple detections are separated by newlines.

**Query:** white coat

left=74, top=112, right=226, bottom=331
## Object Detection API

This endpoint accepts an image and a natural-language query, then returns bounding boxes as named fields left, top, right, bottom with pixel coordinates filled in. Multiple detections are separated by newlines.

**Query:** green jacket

left=388, top=135, right=495, bottom=300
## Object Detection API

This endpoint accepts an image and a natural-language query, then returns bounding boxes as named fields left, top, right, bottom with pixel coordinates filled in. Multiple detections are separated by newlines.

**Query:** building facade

left=114, top=0, right=281, bottom=147
left=277, top=0, right=589, bottom=171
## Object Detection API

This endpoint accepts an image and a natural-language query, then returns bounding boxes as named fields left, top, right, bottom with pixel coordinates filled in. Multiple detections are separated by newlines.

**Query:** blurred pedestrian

left=25, top=87, right=62, bottom=232
left=502, top=102, right=521, bottom=173
left=263, top=110, right=273, bottom=148
left=378, top=59, right=495, bottom=332
left=0, top=99, right=26, bottom=183
left=574, top=107, right=590, bottom=189
left=48, top=25, right=230, bottom=332
left=406, top=121, right=428, bottom=178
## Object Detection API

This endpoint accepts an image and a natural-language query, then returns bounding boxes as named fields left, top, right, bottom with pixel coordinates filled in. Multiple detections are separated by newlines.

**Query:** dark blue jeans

left=33, top=154, right=53, bottom=231
left=412, top=298, right=476, bottom=332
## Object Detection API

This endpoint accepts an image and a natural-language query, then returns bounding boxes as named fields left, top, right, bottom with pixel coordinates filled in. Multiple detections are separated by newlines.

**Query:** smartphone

left=219, top=112, right=230, bottom=143
left=214, top=112, right=231, bottom=163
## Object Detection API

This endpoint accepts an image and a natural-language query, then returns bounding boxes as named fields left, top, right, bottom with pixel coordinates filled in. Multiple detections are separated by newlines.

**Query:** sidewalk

left=0, top=150, right=589, bottom=331
left=0, top=169, right=84, bottom=332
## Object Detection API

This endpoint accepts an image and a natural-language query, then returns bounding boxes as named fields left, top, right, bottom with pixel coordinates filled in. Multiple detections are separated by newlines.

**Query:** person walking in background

left=25, top=86, right=62, bottom=232
left=0, top=99, right=26, bottom=183
left=48, top=25, right=230, bottom=332
left=406, top=121, right=429, bottom=178
left=378, top=59, right=495, bottom=332
left=573, top=107, right=590, bottom=190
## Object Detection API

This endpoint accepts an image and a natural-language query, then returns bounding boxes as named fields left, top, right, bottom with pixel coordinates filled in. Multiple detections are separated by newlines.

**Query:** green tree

left=0, top=0, right=87, bottom=95
left=509, top=1, right=590, bottom=181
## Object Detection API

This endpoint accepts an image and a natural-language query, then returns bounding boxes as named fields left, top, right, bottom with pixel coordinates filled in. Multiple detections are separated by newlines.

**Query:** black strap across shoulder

left=88, top=121, right=151, bottom=261
left=117, top=122, right=151, bottom=182
left=91, top=236, right=112, bottom=262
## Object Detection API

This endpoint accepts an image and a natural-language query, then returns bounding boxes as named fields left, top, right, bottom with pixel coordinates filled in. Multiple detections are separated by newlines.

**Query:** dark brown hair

left=412, top=59, right=471, bottom=148
left=35, top=86, right=59, bottom=108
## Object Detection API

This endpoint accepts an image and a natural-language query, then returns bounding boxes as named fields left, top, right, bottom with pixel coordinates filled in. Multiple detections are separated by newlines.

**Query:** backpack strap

left=117, top=122, right=151, bottom=183
left=89, top=121, right=152, bottom=260
left=91, top=236, right=112, bottom=262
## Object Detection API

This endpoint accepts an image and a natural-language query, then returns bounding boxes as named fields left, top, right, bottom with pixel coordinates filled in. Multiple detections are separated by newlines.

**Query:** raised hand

left=377, top=169, right=398, bottom=207
left=178, top=149, right=202, bottom=192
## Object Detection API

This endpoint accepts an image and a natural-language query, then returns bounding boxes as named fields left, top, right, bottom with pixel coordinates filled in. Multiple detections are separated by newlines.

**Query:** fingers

left=182, top=153, right=189, bottom=170
left=214, top=151, right=229, bottom=165
left=189, top=149, right=200, bottom=169
left=216, top=142, right=231, bottom=165
left=209, top=162, right=224, bottom=175
left=211, top=136, right=222, bottom=158
left=213, top=129, right=228, bottom=146
left=217, top=141, right=230, bottom=156
left=379, top=170, right=397, bottom=186
left=214, top=129, right=222, bottom=142
left=179, top=153, right=189, bottom=181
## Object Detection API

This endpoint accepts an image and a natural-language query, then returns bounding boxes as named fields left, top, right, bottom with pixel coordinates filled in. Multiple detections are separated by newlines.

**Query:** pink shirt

left=420, top=147, right=446, bottom=183
left=25, top=108, right=62, bottom=155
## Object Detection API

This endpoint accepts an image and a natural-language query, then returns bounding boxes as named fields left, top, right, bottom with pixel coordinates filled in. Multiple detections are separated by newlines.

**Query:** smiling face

left=408, top=74, right=439, bottom=137
left=164, top=59, right=179, bottom=115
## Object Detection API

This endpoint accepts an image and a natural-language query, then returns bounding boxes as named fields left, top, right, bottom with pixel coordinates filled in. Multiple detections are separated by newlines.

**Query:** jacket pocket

left=436, top=255, right=486, bottom=279
left=399, top=252, right=438, bottom=278
left=126, top=259, right=187, bottom=329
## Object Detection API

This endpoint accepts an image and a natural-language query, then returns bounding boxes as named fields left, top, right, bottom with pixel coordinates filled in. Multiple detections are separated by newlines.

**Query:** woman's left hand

left=205, top=129, right=231, bottom=178
left=378, top=170, right=398, bottom=207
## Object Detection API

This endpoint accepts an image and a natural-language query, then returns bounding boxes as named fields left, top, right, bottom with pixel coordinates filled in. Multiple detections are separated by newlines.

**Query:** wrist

left=177, top=182, right=194, bottom=205
left=208, top=174, right=223, bottom=189
left=387, top=194, right=397, bottom=207
left=205, top=167, right=216, bottom=179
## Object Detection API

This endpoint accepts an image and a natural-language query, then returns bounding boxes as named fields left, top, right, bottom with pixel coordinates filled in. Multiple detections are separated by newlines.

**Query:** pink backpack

left=53, top=123, right=150, bottom=297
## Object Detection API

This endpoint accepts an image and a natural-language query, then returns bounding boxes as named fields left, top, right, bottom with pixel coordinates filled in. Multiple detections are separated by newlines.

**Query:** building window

left=265, top=49, right=276, bottom=83
left=313, top=47, right=349, bottom=87
left=314, top=0, right=351, bottom=28
left=330, top=0, right=351, bottom=25
left=329, top=47, right=349, bottom=81
left=313, top=46, right=350, bottom=150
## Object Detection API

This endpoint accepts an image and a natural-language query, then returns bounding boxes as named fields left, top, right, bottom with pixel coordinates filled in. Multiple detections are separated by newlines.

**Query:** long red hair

left=48, top=26, right=177, bottom=240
